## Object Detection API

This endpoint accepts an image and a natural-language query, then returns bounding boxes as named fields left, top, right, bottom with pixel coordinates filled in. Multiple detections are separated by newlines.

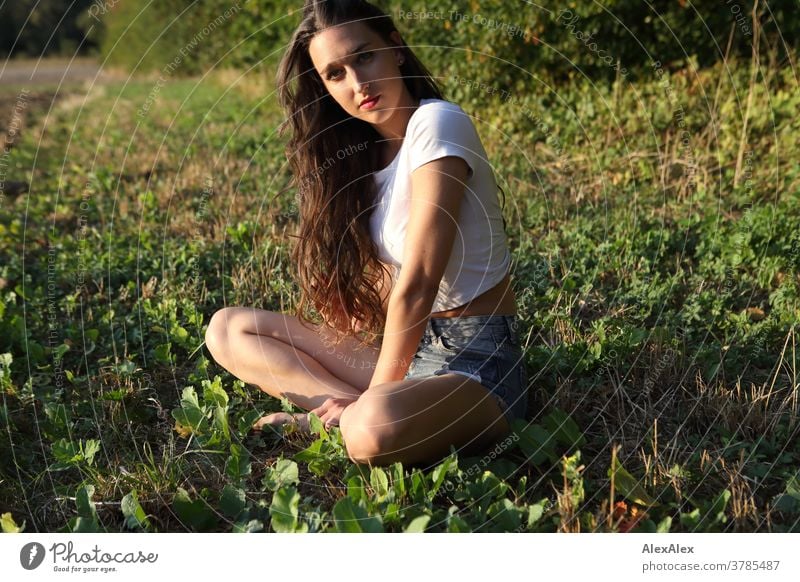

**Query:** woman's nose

left=350, top=69, right=370, bottom=93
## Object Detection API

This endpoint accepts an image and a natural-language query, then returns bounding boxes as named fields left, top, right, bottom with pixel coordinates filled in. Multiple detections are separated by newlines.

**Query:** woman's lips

left=360, top=95, right=381, bottom=110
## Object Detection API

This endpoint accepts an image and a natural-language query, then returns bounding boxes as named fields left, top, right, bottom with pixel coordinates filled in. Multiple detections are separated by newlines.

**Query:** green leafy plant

left=171, top=376, right=231, bottom=449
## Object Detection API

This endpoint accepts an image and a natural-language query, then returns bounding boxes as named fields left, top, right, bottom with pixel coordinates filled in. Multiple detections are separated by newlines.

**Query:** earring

left=398, top=57, right=405, bottom=66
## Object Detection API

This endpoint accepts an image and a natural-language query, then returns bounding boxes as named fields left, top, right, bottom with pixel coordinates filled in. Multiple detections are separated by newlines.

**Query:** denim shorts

left=403, top=314, right=529, bottom=425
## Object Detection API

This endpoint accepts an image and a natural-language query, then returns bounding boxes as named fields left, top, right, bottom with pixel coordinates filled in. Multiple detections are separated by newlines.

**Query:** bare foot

left=253, top=412, right=310, bottom=433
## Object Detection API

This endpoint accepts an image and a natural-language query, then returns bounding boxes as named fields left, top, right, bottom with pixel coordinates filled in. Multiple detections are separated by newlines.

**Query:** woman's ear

left=389, top=31, right=404, bottom=62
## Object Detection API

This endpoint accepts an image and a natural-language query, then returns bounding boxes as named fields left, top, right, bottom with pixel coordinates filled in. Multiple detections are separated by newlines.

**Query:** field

left=1, top=50, right=799, bottom=533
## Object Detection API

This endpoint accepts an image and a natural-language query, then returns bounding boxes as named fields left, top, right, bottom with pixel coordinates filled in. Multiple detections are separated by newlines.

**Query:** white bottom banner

left=1, top=533, right=798, bottom=580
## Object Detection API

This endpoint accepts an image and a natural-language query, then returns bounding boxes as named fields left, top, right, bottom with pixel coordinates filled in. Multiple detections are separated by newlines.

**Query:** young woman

left=205, top=0, right=528, bottom=466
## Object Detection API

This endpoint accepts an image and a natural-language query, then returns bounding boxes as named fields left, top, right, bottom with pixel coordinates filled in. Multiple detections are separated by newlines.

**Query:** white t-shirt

left=369, top=98, right=511, bottom=312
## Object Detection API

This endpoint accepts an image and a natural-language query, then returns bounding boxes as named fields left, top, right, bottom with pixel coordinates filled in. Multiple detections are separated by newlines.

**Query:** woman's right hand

left=310, top=396, right=359, bottom=430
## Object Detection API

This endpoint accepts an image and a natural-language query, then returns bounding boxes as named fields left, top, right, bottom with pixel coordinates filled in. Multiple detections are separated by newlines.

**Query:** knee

left=204, top=307, right=237, bottom=363
left=340, top=400, right=400, bottom=465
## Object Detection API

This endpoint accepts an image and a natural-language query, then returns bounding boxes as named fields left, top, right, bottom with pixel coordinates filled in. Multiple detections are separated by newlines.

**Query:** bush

left=98, top=0, right=799, bottom=82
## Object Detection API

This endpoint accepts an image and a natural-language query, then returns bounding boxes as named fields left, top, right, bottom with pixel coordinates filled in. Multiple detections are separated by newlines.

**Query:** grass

left=1, top=48, right=799, bottom=532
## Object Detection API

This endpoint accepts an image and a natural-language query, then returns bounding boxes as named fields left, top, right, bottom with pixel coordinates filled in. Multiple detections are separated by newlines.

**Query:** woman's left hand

left=310, top=396, right=358, bottom=430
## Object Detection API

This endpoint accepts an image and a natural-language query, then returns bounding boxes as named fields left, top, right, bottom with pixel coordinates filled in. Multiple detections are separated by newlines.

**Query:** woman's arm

left=367, top=155, right=470, bottom=388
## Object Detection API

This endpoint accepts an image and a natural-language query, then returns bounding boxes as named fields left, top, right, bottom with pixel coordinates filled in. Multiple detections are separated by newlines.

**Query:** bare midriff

left=430, top=271, right=517, bottom=317
left=376, top=263, right=517, bottom=319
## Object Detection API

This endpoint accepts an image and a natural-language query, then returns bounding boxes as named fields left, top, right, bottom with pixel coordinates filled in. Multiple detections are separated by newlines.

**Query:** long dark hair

left=276, top=0, right=443, bottom=349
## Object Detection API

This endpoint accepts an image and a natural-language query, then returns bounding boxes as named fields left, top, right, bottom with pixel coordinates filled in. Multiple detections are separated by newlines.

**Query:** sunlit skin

left=205, top=19, right=515, bottom=465
left=309, top=21, right=419, bottom=149
left=250, top=21, right=420, bottom=433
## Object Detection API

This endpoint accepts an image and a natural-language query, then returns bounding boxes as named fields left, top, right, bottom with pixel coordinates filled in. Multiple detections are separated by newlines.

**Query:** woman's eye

left=325, top=53, right=372, bottom=81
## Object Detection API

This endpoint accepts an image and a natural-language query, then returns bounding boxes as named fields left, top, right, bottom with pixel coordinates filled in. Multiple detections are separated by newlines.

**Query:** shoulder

left=414, top=98, right=467, bottom=117
left=405, top=98, right=481, bottom=177
left=408, top=98, right=474, bottom=134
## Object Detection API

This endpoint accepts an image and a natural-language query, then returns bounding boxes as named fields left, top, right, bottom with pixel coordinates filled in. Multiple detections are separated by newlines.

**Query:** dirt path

left=1, top=57, right=123, bottom=198
left=0, top=56, right=116, bottom=87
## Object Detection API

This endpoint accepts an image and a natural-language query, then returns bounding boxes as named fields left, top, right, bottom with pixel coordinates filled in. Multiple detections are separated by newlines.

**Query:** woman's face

left=309, top=21, right=413, bottom=129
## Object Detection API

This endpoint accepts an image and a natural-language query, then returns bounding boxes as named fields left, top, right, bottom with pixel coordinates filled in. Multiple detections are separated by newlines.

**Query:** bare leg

left=204, top=307, right=380, bottom=419
left=205, top=307, right=511, bottom=464
left=339, top=373, right=511, bottom=466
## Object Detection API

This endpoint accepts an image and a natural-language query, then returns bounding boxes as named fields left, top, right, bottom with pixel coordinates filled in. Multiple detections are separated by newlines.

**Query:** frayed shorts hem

left=403, top=314, right=529, bottom=425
